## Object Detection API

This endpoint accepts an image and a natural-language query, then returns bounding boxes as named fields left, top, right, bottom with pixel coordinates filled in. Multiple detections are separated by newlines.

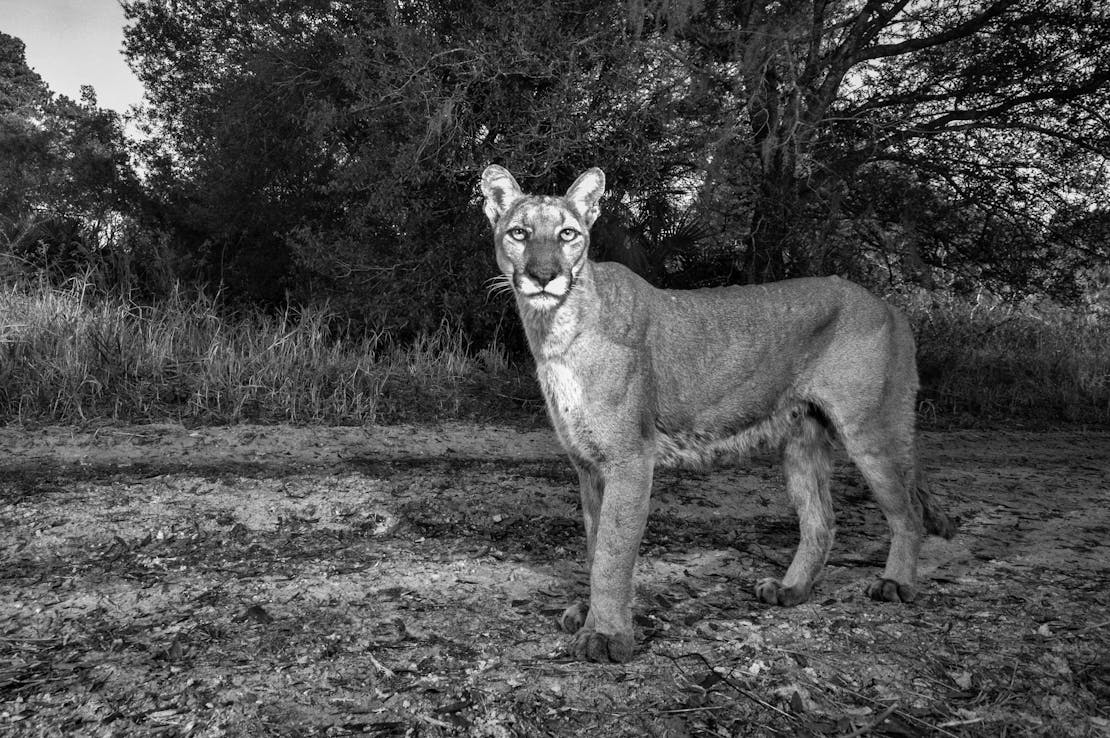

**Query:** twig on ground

left=816, top=680, right=962, bottom=738
left=367, top=651, right=395, bottom=678
left=836, top=702, right=898, bottom=738
left=663, top=651, right=799, bottom=723
left=1072, top=620, right=1110, bottom=635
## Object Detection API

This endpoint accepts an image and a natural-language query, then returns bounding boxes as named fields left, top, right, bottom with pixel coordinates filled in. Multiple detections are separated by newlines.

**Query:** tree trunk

left=742, top=162, right=803, bottom=284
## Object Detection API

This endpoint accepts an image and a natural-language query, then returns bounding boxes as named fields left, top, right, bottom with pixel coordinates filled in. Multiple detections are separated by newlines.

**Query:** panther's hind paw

left=754, top=578, right=810, bottom=607
left=569, top=627, right=634, bottom=663
left=559, top=602, right=589, bottom=633
left=865, top=577, right=917, bottom=603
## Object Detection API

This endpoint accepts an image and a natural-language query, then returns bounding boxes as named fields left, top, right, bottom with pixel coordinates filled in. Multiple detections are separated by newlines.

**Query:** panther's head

left=480, top=166, right=605, bottom=311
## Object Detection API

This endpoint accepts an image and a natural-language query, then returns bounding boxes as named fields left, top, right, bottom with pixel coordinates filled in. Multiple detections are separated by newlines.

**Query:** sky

left=0, top=0, right=145, bottom=114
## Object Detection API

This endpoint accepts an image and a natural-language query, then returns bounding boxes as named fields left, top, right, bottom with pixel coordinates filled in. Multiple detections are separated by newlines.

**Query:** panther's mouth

left=515, top=274, right=573, bottom=308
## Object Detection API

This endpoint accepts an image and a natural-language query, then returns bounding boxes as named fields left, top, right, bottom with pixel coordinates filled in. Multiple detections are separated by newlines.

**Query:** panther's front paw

left=865, top=577, right=917, bottom=603
left=559, top=602, right=589, bottom=633
left=570, top=628, right=635, bottom=663
left=754, top=577, right=810, bottom=606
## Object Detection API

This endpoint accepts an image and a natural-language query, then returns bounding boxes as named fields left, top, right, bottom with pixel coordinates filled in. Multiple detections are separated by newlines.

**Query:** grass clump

left=907, top=293, right=1109, bottom=426
left=0, top=278, right=526, bottom=425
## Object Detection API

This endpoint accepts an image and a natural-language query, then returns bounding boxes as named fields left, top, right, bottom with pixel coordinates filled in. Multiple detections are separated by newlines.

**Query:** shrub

left=907, top=293, right=1109, bottom=426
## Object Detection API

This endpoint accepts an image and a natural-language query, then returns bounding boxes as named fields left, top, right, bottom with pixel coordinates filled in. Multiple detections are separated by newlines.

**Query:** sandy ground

left=1, top=423, right=1108, bottom=736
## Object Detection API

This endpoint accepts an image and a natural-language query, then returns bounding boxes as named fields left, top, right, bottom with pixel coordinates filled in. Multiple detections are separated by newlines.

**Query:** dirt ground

left=1, top=422, right=1108, bottom=737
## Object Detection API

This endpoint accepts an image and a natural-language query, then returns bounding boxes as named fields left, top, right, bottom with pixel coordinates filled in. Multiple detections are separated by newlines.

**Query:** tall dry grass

left=0, top=278, right=516, bottom=425
left=1, top=278, right=1106, bottom=427
left=907, top=293, right=1109, bottom=426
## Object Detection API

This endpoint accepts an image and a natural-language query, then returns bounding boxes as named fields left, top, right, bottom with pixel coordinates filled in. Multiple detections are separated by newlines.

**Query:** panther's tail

left=915, top=465, right=957, bottom=539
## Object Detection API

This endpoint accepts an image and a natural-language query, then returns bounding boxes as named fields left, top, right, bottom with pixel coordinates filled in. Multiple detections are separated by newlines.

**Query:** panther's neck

left=517, top=261, right=598, bottom=361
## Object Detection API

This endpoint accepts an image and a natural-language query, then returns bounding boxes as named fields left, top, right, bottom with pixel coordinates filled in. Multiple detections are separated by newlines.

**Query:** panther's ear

left=481, top=165, right=523, bottom=227
left=565, top=168, right=605, bottom=228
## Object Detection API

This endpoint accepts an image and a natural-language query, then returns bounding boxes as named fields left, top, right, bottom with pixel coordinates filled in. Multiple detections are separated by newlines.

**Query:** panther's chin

left=523, top=292, right=562, bottom=310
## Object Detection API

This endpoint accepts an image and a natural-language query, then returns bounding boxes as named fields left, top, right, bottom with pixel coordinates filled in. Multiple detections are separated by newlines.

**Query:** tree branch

left=807, top=0, right=910, bottom=129
left=828, top=68, right=1110, bottom=174
left=858, top=0, right=1020, bottom=61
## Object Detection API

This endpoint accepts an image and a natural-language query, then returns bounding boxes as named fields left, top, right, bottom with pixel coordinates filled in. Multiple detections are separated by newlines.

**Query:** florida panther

left=480, top=165, right=955, bottom=663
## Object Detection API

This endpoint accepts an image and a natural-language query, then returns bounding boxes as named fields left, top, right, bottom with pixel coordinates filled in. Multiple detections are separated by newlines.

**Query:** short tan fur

left=481, top=165, right=954, bottom=663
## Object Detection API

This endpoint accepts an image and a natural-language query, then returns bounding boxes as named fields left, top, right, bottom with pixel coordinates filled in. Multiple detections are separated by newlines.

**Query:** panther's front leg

left=560, top=460, right=601, bottom=634
left=567, top=454, right=653, bottom=663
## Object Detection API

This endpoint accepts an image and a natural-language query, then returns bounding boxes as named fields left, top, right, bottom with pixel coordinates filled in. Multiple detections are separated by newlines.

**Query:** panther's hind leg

left=842, top=430, right=925, bottom=603
left=754, top=415, right=835, bottom=606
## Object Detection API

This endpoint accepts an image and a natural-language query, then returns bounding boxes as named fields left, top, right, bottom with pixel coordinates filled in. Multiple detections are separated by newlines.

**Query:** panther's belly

left=654, top=403, right=810, bottom=469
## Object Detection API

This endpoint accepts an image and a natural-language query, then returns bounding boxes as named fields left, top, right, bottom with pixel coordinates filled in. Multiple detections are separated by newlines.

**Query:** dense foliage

left=3, top=2, right=1110, bottom=341
left=0, top=33, right=151, bottom=290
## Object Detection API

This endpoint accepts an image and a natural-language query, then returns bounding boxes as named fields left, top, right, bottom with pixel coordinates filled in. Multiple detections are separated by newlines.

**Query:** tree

left=1, top=32, right=54, bottom=239
left=644, top=0, right=1110, bottom=296
left=0, top=31, right=144, bottom=288
left=123, top=0, right=720, bottom=335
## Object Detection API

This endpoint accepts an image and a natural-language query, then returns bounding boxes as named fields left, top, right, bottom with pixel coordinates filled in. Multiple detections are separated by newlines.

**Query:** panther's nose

left=524, top=262, right=560, bottom=287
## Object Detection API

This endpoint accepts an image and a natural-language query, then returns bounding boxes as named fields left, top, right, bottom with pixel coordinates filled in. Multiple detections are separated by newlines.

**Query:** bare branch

left=858, top=0, right=1020, bottom=61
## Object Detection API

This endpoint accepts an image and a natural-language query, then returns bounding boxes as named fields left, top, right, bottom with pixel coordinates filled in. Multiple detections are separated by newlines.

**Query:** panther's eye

left=507, top=227, right=528, bottom=241
left=559, top=228, right=580, bottom=242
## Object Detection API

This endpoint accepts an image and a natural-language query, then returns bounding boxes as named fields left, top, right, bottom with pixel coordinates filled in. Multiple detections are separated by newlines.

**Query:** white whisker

left=485, top=274, right=516, bottom=300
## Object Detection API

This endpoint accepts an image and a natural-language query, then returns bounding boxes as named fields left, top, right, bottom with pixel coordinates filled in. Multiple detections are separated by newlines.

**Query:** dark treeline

left=3, top=0, right=1109, bottom=344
